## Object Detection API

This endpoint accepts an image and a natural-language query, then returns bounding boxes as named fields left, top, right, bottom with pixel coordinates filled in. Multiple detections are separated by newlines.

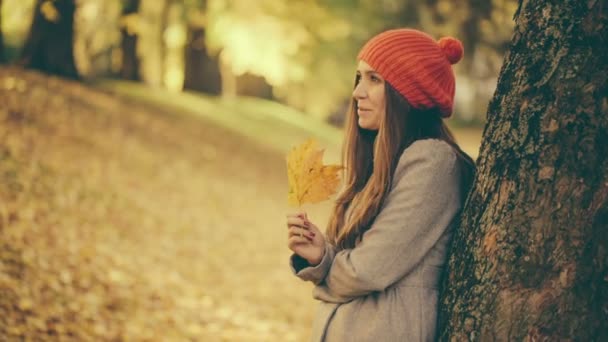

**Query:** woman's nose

left=352, top=82, right=367, bottom=99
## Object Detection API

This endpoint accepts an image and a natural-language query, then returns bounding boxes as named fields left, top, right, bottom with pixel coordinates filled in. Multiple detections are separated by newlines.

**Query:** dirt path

left=0, top=68, right=325, bottom=341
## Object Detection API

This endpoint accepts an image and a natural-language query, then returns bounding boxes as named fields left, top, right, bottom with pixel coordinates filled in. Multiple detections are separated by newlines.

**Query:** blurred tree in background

left=17, top=0, right=79, bottom=79
left=1, top=0, right=518, bottom=125
left=119, top=0, right=140, bottom=81
left=0, top=0, right=5, bottom=63
left=183, top=0, right=222, bottom=94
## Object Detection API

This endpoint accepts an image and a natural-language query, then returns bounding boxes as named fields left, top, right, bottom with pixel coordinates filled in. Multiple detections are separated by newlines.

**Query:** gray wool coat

left=290, top=139, right=465, bottom=342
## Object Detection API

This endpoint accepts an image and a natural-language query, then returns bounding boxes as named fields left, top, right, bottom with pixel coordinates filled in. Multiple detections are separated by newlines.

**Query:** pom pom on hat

left=437, top=37, right=464, bottom=64
left=357, top=28, right=463, bottom=118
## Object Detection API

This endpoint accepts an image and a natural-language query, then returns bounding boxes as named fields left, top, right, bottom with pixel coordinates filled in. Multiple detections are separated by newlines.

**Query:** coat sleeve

left=289, top=241, right=337, bottom=285
left=311, top=140, right=462, bottom=303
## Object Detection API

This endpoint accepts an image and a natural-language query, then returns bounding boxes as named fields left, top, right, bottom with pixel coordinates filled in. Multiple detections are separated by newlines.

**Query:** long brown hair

left=326, top=81, right=476, bottom=250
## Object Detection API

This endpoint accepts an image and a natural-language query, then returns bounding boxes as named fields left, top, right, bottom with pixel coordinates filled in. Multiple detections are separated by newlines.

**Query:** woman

left=286, top=28, right=476, bottom=341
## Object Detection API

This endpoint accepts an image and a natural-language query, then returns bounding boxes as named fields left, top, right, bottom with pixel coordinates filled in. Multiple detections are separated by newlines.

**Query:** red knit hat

left=357, top=28, right=463, bottom=118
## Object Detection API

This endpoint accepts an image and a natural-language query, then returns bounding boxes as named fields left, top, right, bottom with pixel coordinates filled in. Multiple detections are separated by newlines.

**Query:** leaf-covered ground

left=0, top=67, right=333, bottom=341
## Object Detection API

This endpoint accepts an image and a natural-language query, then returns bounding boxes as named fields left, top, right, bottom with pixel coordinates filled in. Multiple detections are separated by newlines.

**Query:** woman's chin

left=358, top=120, right=378, bottom=131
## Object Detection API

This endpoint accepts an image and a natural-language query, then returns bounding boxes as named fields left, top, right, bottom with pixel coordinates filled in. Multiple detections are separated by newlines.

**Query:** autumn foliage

left=0, top=69, right=313, bottom=341
left=286, top=139, right=343, bottom=207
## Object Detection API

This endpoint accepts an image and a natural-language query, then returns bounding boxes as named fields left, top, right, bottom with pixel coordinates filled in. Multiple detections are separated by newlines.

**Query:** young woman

left=286, top=28, right=476, bottom=341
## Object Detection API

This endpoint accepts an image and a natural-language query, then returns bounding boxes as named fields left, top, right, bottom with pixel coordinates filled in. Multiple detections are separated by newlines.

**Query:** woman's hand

left=286, top=212, right=326, bottom=266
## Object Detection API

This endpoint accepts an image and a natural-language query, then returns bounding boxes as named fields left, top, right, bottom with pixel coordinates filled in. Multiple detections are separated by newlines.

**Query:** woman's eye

left=371, top=75, right=381, bottom=82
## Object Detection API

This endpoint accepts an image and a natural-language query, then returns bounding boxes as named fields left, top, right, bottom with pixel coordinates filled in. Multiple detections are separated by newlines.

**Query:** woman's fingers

left=295, top=212, right=310, bottom=224
left=289, top=212, right=308, bottom=222
left=287, top=212, right=306, bottom=218
left=301, top=220, right=320, bottom=235
left=288, top=226, right=314, bottom=238
left=288, top=234, right=313, bottom=250
left=288, top=226, right=315, bottom=240
left=286, top=216, right=309, bottom=230
left=288, top=235, right=312, bottom=247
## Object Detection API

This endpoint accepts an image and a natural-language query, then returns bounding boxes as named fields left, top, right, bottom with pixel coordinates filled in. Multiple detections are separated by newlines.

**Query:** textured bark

left=18, top=0, right=78, bottom=79
left=120, top=0, right=140, bottom=81
left=439, top=1, right=608, bottom=341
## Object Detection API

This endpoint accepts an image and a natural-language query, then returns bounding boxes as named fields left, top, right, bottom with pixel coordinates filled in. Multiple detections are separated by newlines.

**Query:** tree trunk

left=439, top=1, right=608, bottom=340
left=182, top=0, right=222, bottom=95
left=183, top=25, right=222, bottom=95
left=0, top=0, right=5, bottom=64
left=236, top=73, right=273, bottom=100
left=18, top=0, right=78, bottom=79
left=159, top=0, right=171, bottom=87
left=219, top=56, right=236, bottom=99
left=120, top=0, right=140, bottom=81
left=461, top=0, right=492, bottom=71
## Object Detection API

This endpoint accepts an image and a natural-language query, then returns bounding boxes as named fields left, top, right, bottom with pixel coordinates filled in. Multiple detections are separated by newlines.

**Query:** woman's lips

left=357, top=108, right=371, bottom=115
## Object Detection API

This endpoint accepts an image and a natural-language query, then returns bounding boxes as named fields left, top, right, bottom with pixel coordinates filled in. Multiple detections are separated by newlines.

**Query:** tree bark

left=438, top=1, right=608, bottom=340
left=18, top=0, right=78, bottom=79
left=120, top=0, right=140, bottom=81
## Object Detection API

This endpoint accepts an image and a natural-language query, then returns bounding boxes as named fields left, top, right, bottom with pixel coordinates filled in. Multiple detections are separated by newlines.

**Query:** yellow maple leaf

left=286, top=139, right=343, bottom=206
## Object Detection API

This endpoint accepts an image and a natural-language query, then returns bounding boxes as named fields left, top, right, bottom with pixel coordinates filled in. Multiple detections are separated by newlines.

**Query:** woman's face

left=353, top=60, right=386, bottom=131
